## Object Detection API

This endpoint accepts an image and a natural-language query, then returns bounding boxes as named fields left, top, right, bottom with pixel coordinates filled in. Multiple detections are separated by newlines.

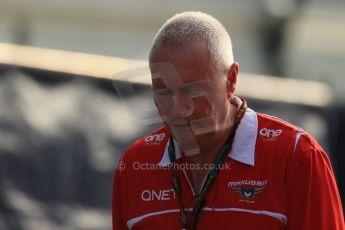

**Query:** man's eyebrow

left=152, top=82, right=167, bottom=90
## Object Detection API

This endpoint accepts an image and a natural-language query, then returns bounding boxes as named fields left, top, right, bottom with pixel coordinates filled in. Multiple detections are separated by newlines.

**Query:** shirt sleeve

left=112, top=159, right=128, bottom=230
left=285, top=135, right=345, bottom=229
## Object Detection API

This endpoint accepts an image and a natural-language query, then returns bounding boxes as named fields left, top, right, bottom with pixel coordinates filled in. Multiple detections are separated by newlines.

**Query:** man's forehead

left=150, top=62, right=214, bottom=88
left=151, top=62, right=184, bottom=88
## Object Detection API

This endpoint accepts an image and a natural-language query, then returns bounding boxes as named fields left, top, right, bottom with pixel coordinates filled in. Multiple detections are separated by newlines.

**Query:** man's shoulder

left=256, top=113, right=306, bottom=138
left=121, top=126, right=169, bottom=164
left=256, top=112, right=320, bottom=152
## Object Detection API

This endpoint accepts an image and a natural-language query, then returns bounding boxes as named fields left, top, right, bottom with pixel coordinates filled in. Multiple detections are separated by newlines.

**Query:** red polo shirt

left=113, top=107, right=344, bottom=229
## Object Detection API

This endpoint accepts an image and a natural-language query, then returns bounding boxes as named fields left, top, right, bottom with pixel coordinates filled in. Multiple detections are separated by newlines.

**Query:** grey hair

left=149, top=11, right=234, bottom=75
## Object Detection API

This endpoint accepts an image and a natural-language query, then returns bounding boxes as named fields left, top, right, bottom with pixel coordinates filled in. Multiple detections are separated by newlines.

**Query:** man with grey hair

left=113, top=11, right=344, bottom=230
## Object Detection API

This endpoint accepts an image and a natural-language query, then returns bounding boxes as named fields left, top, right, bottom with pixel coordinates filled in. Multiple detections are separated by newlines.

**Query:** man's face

left=150, top=41, right=234, bottom=155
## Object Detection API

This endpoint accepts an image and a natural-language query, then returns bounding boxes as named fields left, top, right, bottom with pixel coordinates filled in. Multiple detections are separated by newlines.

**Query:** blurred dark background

left=0, top=0, right=344, bottom=229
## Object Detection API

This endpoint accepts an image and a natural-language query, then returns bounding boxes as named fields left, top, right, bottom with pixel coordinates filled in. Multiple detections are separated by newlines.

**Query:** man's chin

left=164, top=123, right=200, bottom=156
left=165, top=123, right=220, bottom=157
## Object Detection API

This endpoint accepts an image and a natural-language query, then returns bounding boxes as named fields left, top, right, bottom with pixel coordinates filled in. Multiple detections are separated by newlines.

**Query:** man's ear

left=226, top=62, right=239, bottom=98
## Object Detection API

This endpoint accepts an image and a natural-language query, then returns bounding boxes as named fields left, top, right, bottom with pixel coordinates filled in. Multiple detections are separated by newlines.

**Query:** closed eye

left=156, top=88, right=172, bottom=97
left=183, top=85, right=208, bottom=97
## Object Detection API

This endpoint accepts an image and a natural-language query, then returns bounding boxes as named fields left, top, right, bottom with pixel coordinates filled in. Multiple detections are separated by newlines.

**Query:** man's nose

left=169, top=90, right=194, bottom=118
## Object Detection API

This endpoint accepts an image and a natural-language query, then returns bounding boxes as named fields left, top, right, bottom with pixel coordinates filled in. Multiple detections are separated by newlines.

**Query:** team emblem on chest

left=228, top=180, right=268, bottom=203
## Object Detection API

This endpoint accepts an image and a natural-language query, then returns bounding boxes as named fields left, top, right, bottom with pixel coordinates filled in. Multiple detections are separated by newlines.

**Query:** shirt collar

left=158, top=97, right=258, bottom=167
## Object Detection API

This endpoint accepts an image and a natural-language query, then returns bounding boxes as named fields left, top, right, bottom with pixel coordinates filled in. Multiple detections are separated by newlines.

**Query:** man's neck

left=187, top=126, right=233, bottom=166
left=186, top=119, right=235, bottom=194
left=187, top=103, right=238, bottom=166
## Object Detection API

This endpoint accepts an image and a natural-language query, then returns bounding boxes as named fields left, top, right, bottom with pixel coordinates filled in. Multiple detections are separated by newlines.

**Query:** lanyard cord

left=168, top=98, right=248, bottom=230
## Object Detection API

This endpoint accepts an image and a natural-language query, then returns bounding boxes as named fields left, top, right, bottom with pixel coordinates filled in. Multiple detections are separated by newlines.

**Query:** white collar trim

left=158, top=100, right=258, bottom=167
